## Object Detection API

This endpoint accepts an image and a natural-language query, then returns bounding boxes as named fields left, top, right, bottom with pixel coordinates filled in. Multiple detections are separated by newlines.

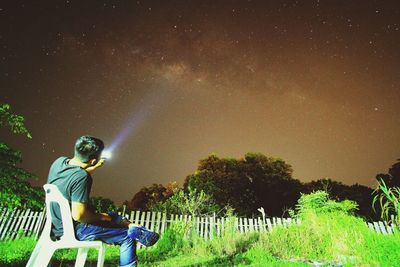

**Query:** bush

left=152, top=187, right=220, bottom=217
left=257, top=190, right=400, bottom=265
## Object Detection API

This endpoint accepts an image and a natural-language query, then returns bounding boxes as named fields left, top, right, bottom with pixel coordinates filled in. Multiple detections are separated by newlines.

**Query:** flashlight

left=101, top=150, right=112, bottom=160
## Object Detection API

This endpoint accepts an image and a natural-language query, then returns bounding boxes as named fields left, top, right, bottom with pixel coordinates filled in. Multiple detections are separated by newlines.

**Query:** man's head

left=74, top=135, right=104, bottom=165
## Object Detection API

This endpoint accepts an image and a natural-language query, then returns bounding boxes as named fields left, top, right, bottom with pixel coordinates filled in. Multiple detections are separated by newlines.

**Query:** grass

left=2, top=191, right=400, bottom=266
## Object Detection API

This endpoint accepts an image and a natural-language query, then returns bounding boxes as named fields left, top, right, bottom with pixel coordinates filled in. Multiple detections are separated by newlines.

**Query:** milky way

left=1, top=0, right=400, bottom=204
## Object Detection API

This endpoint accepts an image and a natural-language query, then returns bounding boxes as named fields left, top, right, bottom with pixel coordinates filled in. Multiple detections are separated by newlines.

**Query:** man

left=47, top=135, right=138, bottom=267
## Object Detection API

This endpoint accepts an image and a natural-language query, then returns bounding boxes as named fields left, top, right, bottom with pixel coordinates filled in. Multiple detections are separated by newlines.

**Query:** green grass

left=2, top=191, right=400, bottom=266
left=0, top=237, right=38, bottom=266
left=2, top=221, right=399, bottom=266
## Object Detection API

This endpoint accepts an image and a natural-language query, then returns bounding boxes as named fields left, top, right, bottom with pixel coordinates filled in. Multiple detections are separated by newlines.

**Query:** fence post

left=257, top=217, right=264, bottom=232
left=244, top=217, right=249, bottom=233
left=0, top=208, right=10, bottom=239
left=0, top=209, right=17, bottom=240
left=160, top=212, right=167, bottom=234
left=373, top=222, right=381, bottom=234
left=378, top=221, right=388, bottom=235
left=0, top=207, right=8, bottom=227
left=200, top=217, right=205, bottom=239
left=11, top=208, right=30, bottom=240
left=145, top=211, right=151, bottom=230
left=18, top=208, right=32, bottom=238
left=155, top=212, right=162, bottom=233
left=150, top=211, right=156, bottom=232
left=34, top=208, right=46, bottom=239
left=134, top=210, right=140, bottom=225
left=249, top=218, right=254, bottom=232
left=122, top=205, right=126, bottom=217
left=220, top=217, right=225, bottom=237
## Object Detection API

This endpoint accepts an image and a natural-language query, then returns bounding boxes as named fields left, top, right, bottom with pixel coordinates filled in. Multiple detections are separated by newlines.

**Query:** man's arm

left=71, top=202, right=139, bottom=228
left=71, top=202, right=112, bottom=224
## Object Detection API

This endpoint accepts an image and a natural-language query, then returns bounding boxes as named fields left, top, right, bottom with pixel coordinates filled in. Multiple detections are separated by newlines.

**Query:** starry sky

left=1, top=0, right=400, bottom=204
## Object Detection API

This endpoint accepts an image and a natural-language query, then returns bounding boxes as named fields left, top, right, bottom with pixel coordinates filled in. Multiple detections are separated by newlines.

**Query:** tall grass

left=254, top=191, right=400, bottom=266
left=2, top=191, right=400, bottom=266
left=373, top=178, right=400, bottom=227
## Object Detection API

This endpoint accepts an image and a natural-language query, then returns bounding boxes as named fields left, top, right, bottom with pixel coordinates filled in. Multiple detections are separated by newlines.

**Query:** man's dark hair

left=74, top=135, right=104, bottom=163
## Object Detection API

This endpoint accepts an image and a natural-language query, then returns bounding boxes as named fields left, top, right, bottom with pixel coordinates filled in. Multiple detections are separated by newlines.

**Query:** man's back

left=47, top=157, right=92, bottom=237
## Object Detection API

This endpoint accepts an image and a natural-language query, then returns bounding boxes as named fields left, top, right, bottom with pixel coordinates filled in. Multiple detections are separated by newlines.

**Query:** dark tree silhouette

left=376, top=159, right=400, bottom=188
left=127, top=183, right=175, bottom=211
left=184, top=153, right=302, bottom=217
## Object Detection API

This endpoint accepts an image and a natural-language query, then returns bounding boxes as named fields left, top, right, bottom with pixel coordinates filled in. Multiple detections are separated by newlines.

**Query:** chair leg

left=96, top=243, right=106, bottom=267
left=26, top=240, right=42, bottom=267
left=26, top=243, right=56, bottom=267
left=75, top=247, right=89, bottom=267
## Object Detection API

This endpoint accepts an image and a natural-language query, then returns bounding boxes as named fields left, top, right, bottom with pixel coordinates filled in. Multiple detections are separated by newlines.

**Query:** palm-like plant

left=372, top=177, right=400, bottom=227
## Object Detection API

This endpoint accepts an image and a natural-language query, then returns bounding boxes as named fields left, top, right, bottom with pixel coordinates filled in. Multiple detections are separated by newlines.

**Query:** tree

left=244, top=153, right=302, bottom=217
left=376, top=159, right=400, bottom=188
left=126, top=182, right=180, bottom=211
left=151, top=186, right=220, bottom=216
left=184, top=152, right=302, bottom=217
left=0, top=103, right=32, bottom=138
left=0, top=103, right=44, bottom=209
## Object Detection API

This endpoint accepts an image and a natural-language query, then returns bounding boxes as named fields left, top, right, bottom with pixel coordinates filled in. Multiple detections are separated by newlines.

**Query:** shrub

left=373, top=178, right=400, bottom=227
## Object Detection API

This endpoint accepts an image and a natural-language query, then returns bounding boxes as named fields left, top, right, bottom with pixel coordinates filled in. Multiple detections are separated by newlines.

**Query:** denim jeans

left=75, top=224, right=137, bottom=267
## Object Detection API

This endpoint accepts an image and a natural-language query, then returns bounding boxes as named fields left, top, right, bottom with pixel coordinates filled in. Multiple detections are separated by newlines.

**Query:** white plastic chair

left=26, top=184, right=106, bottom=267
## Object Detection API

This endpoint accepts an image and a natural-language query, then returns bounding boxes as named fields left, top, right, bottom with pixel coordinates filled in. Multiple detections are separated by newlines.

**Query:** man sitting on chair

left=47, top=135, right=139, bottom=267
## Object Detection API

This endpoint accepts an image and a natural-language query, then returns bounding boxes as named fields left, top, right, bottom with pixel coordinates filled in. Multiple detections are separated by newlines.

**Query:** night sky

left=1, top=0, right=400, bottom=204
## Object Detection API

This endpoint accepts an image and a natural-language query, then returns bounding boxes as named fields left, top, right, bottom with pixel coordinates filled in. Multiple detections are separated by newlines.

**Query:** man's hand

left=109, top=212, right=142, bottom=228
left=85, top=158, right=105, bottom=173
left=129, top=223, right=143, bottom=228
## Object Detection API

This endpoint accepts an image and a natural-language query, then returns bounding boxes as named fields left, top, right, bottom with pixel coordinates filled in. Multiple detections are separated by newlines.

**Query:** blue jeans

left=75, top=224, right=137, bottom=267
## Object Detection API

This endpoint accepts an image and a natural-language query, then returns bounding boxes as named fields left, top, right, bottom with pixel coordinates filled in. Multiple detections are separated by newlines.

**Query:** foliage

left=0, top=142, right=35, bottom=180
left=90, top=196, right=117, bottom=213
left=0, top=103, right=43, bottom=210
left=260, top=191, right=400, bottom=266
left=152, top=186, right=220, bottom=216
left=289, top=190, right=358, bottom=219
left=130, top=156, right=378, bottom=220
left=373, top=177, right=400, bottom=226
left=302, top=178, right=376, bottom=220
left=0, top=103, right=31, bottom=138
left=126, top=181, right=179, bottom=211
left=375, top=158, right=400, bottom=188
left=302, top=178, right=379, bottom=221
left=0, top=178, right=44, bottom=210
left=184, top=152, right=302, bottom=217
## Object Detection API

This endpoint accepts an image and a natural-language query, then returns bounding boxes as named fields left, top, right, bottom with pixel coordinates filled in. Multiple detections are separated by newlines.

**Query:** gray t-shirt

left=47, top=157, right=92, bottom=237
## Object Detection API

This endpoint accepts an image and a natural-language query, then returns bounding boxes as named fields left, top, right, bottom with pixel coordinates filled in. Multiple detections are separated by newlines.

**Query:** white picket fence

left=0, top=207, right=46, bottom=241
left=367, top=221, right=397, bottom=235
left=0, top=207, right=397, bottom=243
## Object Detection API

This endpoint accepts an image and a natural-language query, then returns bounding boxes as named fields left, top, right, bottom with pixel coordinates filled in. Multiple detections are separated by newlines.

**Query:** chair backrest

left=43, top=184, right=77, bottom=242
